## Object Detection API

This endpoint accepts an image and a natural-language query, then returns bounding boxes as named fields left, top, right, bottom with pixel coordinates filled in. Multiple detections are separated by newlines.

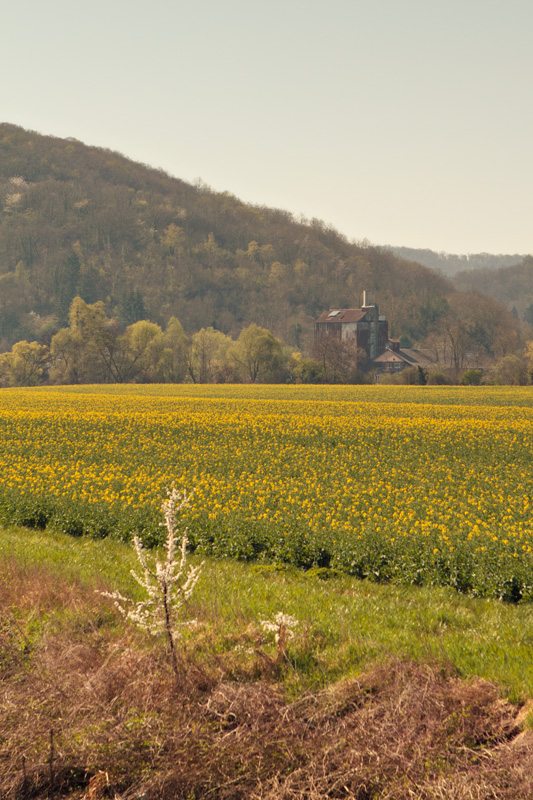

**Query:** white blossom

left=101, top=487, right=203, bottom=642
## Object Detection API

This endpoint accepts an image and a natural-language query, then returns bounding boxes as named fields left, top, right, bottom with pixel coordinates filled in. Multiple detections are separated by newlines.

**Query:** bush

left=427, top=369, right=452, bottom=385
left=299, top=358, right=325, bottom=383
left=460, top=369, right=483, bottom=386
left=399, top=367, right=424, bottom=385
left=487, top=356, right=528, bottom=386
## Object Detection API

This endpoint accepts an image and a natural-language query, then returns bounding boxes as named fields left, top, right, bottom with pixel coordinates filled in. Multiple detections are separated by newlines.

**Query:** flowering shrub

left=103, top=487, right=203, bottom=681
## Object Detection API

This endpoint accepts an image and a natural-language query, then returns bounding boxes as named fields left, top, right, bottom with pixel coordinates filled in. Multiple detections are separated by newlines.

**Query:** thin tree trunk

left=162, top=582, right=180, bottom=686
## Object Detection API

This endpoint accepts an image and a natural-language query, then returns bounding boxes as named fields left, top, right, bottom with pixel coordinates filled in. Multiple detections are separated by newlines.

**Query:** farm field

left=1, top=384, right=533, bottom=599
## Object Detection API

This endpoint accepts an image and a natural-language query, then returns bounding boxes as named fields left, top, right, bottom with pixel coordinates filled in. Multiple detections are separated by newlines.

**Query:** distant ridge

left=386, top=246, right=526, bottom=277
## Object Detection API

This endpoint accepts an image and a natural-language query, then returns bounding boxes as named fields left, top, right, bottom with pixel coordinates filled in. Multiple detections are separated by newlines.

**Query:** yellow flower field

left=1, top=384, right=533, bottom=598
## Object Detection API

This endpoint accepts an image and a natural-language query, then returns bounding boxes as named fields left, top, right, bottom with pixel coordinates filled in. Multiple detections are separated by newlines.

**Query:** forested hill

left=0, top=123, right=452, bottom=350
left=387, top=246, right=526, bottom=277
left=453, top=257, right=533, bottom=324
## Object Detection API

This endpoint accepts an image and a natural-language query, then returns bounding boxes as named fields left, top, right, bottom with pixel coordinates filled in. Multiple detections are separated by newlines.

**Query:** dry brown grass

left=1, top=558, right=533, bottom=799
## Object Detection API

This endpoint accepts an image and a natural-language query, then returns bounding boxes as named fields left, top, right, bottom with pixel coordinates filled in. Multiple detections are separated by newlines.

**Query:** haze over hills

left=0, top=123, right=527, bottom=383
left=387, top=247, right=527, bottom=278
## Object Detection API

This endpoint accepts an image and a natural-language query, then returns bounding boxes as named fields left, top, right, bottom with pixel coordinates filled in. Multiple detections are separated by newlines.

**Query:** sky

left=1, top=0, right=532, bottom=255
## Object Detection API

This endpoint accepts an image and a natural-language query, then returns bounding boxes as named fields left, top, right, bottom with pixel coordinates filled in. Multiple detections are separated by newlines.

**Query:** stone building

left=314, top=292, right=389, bottom=362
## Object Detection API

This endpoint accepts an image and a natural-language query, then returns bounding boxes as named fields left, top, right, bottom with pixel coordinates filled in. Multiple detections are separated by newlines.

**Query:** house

left=315, top=293, right=435, bottom=376
left=372, top=339, right=434, bottom=374
left=314, top=292, right=389, bottom=363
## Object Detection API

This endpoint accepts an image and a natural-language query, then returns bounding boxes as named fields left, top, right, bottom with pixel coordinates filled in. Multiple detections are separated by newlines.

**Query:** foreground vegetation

left=2, top=384, right=533, bottom=601
left=2, top=525, right=533, bottom=798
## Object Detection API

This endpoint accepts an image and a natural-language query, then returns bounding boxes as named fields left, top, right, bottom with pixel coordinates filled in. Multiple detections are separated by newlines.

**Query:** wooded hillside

left=0, top=124, right=452, bottom=350
left=453, top=257, right=533, bottom=324
left=388, top=246, right=526, bottom=277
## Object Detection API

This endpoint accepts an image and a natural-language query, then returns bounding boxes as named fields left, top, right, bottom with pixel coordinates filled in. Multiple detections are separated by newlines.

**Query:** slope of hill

left=387, top=246, right=526, bottom=277
left=0, top=123, right=452, bottom=350
left=453, top=257, right=533, bottom=323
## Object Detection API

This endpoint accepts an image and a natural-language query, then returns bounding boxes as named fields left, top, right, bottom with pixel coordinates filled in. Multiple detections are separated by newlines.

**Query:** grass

left=3, top=524, right=533, bottom=701
left=2, top=524, right=533, bottom=798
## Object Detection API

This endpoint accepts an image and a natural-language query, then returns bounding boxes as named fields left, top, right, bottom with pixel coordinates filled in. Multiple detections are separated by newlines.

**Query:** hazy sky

left=2, top=0, right=532, bottom=254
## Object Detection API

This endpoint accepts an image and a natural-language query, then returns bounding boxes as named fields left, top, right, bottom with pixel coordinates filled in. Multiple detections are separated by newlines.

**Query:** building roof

left=372, top=350, right=409, bottom=364
left=372, top=347, right=434, bottom=367
left=315, top=308, right=368, bottom=324
left=401, top=349, right=435, bottom=368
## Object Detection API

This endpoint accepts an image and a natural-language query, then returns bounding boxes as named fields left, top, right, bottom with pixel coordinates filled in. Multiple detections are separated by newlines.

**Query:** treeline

left=0, top=297, right=299, bottom=387
left=1, top=293, right=532, bottom=388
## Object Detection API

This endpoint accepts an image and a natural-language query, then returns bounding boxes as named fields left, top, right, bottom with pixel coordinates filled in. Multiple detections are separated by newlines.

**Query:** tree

left=188, top=327, right=233, bottom=383
left=298, top=357, right=325, bottom=383
left=0, top=123, right=459, bottom=348
left=162, top=223, right=186, bottom=255
left=117, top=288, right=146, bottom=326
left=49, top=304, right=191, bottom=385
left=53, top=251, right=81, bottom=321
left=460, top=368, right=483, bottom=386
left=50, top=297, right=124, bottom=383
left=49, top=326, right=82, bottom=384
left=230, top=324, right=285, bottom=383
left=525, top=341, right=533, bottom=384
left=101, top=487, right=203, bottom=687
left=312, top=335, right=364, bottom=383
left=122, top=320, right=165, bottom=382
left=77, top=265, right=101, bottom=304
left=158, top=317, right=189, bottom=383
left=488, top=355, right=528, bottom=385
left=417, top=366, right=428, bottom=385
left=0, top=340, right=49, bottom=386
left=524, top=305, right=533, bottom=327
left=428, top=293, right=522, bottom=379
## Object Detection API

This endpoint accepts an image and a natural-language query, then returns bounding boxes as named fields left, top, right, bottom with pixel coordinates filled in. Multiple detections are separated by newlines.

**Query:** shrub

left=427, top=369, right=452, bottom=385
left=460, top=368, right=483, bottom=386
left=102, top=487, right=203, bottom=684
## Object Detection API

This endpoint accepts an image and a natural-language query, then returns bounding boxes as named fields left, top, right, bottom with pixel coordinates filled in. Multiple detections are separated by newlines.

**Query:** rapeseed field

left=1, top=384, right=533, bottom=599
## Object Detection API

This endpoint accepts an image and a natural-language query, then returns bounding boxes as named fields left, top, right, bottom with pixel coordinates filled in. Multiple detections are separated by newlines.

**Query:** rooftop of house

left=373, top=347, right=434, bottom=368
left=315, top=308, right=371, bottom=324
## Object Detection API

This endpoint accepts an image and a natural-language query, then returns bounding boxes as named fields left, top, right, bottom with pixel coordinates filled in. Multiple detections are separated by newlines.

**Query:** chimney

left=362, top=290, right=372, bottom=307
